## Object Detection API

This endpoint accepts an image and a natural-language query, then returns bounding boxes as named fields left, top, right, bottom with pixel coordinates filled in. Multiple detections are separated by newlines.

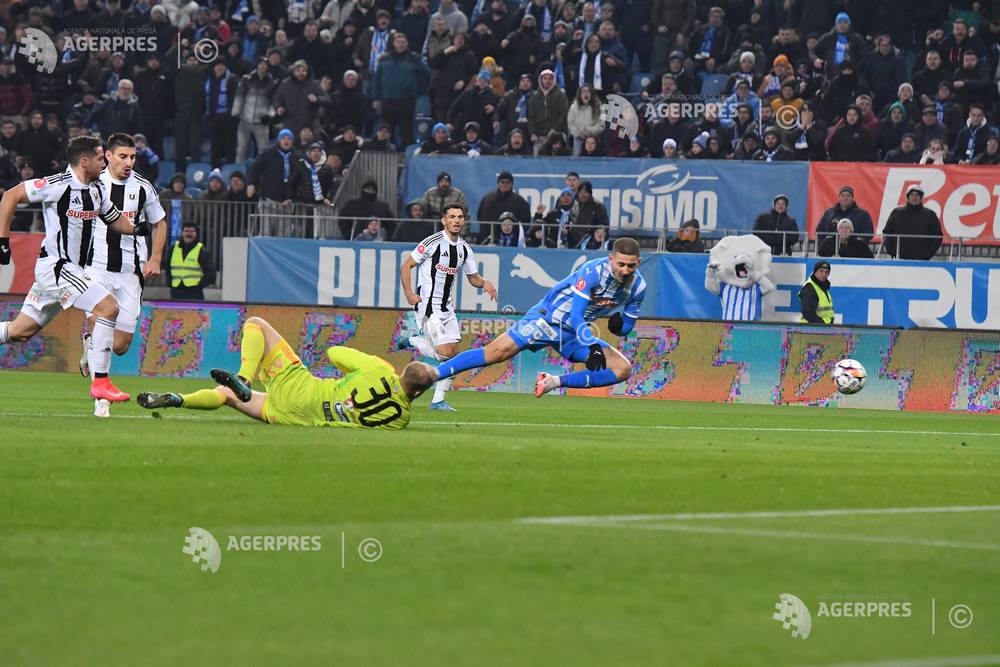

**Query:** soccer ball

left=832, top=359, right=867, bottom=395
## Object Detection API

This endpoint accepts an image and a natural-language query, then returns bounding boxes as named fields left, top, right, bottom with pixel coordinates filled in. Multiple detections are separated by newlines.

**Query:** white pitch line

left=519, top=505, right=1000, bottom=525
left=803, top=656, right=1000, bottom=667
left=421, top=420, right=1000, bottom=438
left=577, top=521, right=1000, bottom=552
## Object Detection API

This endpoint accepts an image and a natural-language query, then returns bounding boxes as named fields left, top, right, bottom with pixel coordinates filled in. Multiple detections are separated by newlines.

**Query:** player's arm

left=0, top=182, right=28, bottom=264
left=609, top=282, right=646, bottom=337
left=401, top=237, right=434, bottom=306
left=326, top=346, right=393, bottom=374
left=143, top=185, right=168, bottom=278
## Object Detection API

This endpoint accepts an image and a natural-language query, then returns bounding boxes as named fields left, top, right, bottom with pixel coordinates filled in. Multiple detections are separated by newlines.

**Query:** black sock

left=95, top=372, right=108, bottom=379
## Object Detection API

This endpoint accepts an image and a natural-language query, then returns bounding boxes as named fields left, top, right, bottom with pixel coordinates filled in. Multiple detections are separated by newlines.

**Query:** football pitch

left=2, top=371, right=999, bottom=666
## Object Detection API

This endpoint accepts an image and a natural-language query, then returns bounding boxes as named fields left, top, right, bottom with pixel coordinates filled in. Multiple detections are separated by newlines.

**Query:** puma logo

left=510, top=254, right=588, bottom=288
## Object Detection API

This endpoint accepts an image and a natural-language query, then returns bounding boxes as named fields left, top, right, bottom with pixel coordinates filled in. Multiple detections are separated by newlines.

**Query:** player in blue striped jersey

left=435, top=237, right=646, bottom=397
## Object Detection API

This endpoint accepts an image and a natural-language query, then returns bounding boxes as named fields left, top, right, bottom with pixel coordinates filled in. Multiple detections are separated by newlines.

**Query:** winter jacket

left=232, top=70, right=277, bottom=124
left=85, top=96, right=143, bottom=137
left=567, top=101, right=604, bottom=140
left=882, top=204, right=943, bottom=260
left=273, top=68, right=332, bottom=133
left=527, top=85, right=569, bottom=138
left=371, top=50, right=431, bottom=101
left=753, top=208, right=800, bottom=255
left=951, top=120, right=992, bottom=162
left=815, top=202, right=875, bottom=244
left=818, top=236, right=874, bottom=258
left=827, top=122, right=877, bottom=162
left=0, top=72, right=33, bottom=116
left=813, top=30, right=868, bottom=77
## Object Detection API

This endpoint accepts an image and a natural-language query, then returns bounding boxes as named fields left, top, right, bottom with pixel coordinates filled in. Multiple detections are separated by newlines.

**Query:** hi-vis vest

left=800, top=278, right=834, bottom=324
left=170, top=242, right=203, bottom=288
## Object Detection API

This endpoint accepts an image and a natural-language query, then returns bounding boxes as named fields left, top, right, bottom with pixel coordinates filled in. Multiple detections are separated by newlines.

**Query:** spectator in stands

left=753, top=194, right=799, bottom=256
left=428, top=0, right=469, bottom=42
left=430, top=32, right=479, bottom=122
left=204, top=62, right=239, bottom=167
left=863, top=34, right=907, bottom=110
left=770, top=81, right=803, bottom=118
left=488, top=211, right=525, bottom=246
left=325, top=70, right=367, bottom=143
left=132, top=53, right=171, bottom=159
left=494, top=72, right=533, bottom=139
left=168, top=222, right=217, bottom=301
left=200, top=169, right=231, bottom=205
left=724, top=51, right=760, bottom=95
left=13, top=111, right=60, bottom=174
left=354, top=10, right=393, bottom=80
left=289, top=21, right=330, bottom=77
left=798, top=261, right=833, bottom=325
left=933, top=82, right=966, bottom=144
left=571, top=34, right=618, bottom=97
left=339, top=178, right=395, bottom=239
left=689, top=6, right=732, bottom=74
left=0, top=58, right=32, bottom=128
left=363, top=123, right=398, bottom=152
left=85, top=79, right=143, bottom=139
left=227, top=172, right=251, bottom=203
left=247, top=128, right=300, bottom=201
left=972, top=134, right=1000, bottom=165
left=913, top=105, right=948, bottom=150
left=564, top=172, right=580, bottom=193
left=782, top=102, right=826, bottom=160
left=329, top=125, right=365, bottom=163
left=174, top=52, right=207, bottom=170
left=321, top=0, right=358, bottom=34
left=884, top=133, right=921, bottom=163
left=951, top=50, right=991, bottom=112
left=273, top=60, right=331, bottom=135
left=500, top=15, right=542, bottom=88
left=527, top=69, right=569, bottom=151
left=939, top=18, right=984, bottom=71
left=813, top=13, right=866, bottom=79
left=448, top=70, right=501, bottom=143
left=827, top=105, right=877, bottom=162
left=497, top=127, right=533, bottom=155
left=648, top=103, right=688, bottom=157
left=875, top=102, right=914, bottom=158
left=569, top=181, right=608, bottom=248
left=912, top=50, right=949, bottom=107
left=952, top=103, right=991, bottom=163
left=818, top=218, right=874, bottom=258
left=667, top=219, right=705, bottom=253
left=882, top=185, right=943, bottom=260
left=353, top=217, right=387, bottom=241
left=392, top=199, right=436, bottom=243
left=477, top=170, right=530, bottom=240
left=624, top=136, right=648, bottom=158
left=483, top=0, right=514, bottom=41
left=725, top=79, right=762, bottom=121
left=578, top=133, right=605, bottom=157
left=372, top=33, right=430, bottom=147
left=133, top=134, right=160, bottom=184
left=160, top=173, right=193, bottom=235
left=753, top=126, right=794, bottom=161
left=661, top=50, right=696, bottom=96
left=233, top=58, right=277, bottom=164
left=290, top=142, right=336, bottom=206
left=418, top=122, right=455, bottom=155
left=815, top=186, right=874, bottom=245
left=455, top=121, right=494, bottom=155
left=758, top=55, right=793, bottom=104
left=732, top=131, right=759, bottom=160
left=567, top=84, right=603, bottom=155
left=395, top=0, right=431, bottom=54
left=882, top=82, right=920, bottom=125
left=650, top=0, right=695, bottom=73
left=920, top=137, right=949, bottom=164
left=421, top=171, right=468, bottom=224
left=820, top=60, right=869, bottom=124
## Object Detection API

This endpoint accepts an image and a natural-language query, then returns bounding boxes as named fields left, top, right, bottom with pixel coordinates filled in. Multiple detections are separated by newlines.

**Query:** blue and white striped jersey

left=537, top=257, right=646, bottom=328
left=720, top=283, right=762, bottom=321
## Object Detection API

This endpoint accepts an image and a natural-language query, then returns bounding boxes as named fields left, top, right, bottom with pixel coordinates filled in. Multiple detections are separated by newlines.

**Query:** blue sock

left=558, top=368, right=619, bottom=389
left=436, top=348, right=487, bottom=380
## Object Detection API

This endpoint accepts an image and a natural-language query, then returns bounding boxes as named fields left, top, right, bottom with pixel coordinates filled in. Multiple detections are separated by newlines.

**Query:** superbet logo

left=33, top=178, right=47, bottom=189
left=876, top=167, right=1000, bottom=239
left=417, top=244, right=425, bottom=254
left=575, top=277, right=586, bottom=290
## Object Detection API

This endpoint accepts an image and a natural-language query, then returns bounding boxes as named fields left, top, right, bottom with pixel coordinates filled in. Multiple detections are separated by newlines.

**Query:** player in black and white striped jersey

left=0, top=135, right=149, bottom=403
left=78, top=133, right=166, bottom=377
left=399, top=204, right=497, bottom=411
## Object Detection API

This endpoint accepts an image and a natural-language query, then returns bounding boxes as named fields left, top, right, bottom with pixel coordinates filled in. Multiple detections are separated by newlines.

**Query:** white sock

left=408, top=335, right=436, bottom=359
left=0, top=321, right=9, bottom=345
left=432, top=376, right=454, bottom=403
left=89, top=317, right=115, bottom=375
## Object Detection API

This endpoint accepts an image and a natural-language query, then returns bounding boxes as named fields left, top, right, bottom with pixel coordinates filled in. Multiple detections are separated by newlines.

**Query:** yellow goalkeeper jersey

left=262, top=347, right=411, bottom=429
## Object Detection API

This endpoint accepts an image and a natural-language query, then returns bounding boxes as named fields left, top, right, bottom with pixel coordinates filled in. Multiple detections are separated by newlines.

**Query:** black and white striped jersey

left=410, top=232, right=478, bottom=318
left=88, top=169, right=165, bottom=274
left=23, top=167, right=123, bottom=267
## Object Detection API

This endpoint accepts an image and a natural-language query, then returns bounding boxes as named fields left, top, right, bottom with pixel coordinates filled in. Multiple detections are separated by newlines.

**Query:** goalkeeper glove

left=0, top=237, right=9, bottom=265
left=585, top=343, right=606, bottom=371
left=608, top=312, right=624, bottom=335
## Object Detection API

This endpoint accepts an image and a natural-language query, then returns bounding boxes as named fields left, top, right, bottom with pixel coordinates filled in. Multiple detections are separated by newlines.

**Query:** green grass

left=2, top=371, right=1000, bottom=666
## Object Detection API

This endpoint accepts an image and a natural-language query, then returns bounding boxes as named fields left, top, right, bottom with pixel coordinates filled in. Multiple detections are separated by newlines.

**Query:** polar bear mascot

left=704, top=234, right=774, bottom=321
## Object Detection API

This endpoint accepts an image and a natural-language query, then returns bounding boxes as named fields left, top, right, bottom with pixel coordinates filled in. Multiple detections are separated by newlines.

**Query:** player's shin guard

left=435, top=348, right=487, bottom=380
left=558, top=368, right=619, bottom=389
left=89, top=317, right=115, bottom=375
left=0, top=321, right=9, bottom=344
left=237, top=323, right=265, bottom=380
left=180, top=388, right=227, bottom=410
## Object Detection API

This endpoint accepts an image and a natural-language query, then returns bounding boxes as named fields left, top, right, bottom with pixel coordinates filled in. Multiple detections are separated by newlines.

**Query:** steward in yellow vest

left=168, top=222, right=216, bottom=300
left=798, top=261, right=834, bottom=324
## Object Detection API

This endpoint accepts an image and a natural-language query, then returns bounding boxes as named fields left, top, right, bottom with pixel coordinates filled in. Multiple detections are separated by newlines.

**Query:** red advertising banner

left=0, top=233, right=43, bottom=294
left=807, top=162, right=1000, bottom=245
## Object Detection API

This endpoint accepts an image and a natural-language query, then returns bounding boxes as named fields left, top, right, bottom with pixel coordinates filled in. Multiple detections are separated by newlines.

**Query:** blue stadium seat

left=631, top=72, right=653, bottom=94
left=185, top=187, right=202, bottom=198
left=185, top=162, right=212, bottom=189
left=700, top=73, right=729, bottom=98
left=415, top=94, right=431, bottom=116
left=155, top=160, right=175, bottom=187
left=220, top=163, right=244, bottom=182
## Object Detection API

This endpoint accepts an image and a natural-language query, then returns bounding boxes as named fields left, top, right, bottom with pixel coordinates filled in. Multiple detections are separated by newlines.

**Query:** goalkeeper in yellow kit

left=137, top=317, right=437, bottom=428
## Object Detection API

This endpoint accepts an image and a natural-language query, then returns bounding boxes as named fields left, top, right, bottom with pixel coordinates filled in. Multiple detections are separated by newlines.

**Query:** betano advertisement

left=2, top=299, right=998, bottom=414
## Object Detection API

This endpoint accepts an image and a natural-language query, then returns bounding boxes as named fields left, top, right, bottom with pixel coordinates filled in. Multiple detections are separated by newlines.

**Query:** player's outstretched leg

left=435, top=332, right=522, bottom=383
left=87, top=296, right=130, bottom=402
left=137, top=391, right=184, bottom=409
left=211, top=316, right=285, bottom=403
left=535, top=344, right=633, bottom=397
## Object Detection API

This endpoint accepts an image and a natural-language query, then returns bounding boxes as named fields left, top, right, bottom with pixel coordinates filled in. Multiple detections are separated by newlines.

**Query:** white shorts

left=85, top=268, right=143, bottom=333
left=416, top=310, right=461, bottom=347
left=20, top=257, right=111, bottom=328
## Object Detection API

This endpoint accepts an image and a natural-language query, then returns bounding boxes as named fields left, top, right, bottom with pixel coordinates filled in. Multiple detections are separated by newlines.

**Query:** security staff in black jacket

left=882, top=185, right=943, bottom=260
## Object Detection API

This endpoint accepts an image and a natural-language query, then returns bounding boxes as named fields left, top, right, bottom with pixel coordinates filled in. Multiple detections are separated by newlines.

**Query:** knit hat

left=498, top=211, right=517, bottom=222
left=835, top=12, right=851, bottom=25
left=292, top=59, right=308, bottom=70
left=773, top=194, right=789, bottom=206
left=481, top=56, right=496, bottom=68
left=838, top=185, right=854, bottom=196
left=692, top=131, right=710, bottom=150
left=739, top=51, right=755, bottom=63
left=921, top=105, right=937, bottom=115
left=669, top=50, right=685, bottom=61
left=432, top=122, right=449, bottom=135
left=772, top=54, right=791, bottom=69
left=208, top=168, right=224, bottom=183
left=662, top=138, right=677, bottom=150
left=578, top=180, right=593, bottom=194
left=343, top=69, right=359, bottom=81
left=906, top=185, right=924, bottom=196
left=887, top=101, right=906, bottom=116
left=813, top=260, right=832, bottom=273
left=497, top=170, right=513, bottom=182
left=762, top=125, right=780, bottom=138
left=277, top=128, right=294, bottom=140
left=308, top=141, right=324, bottom=152
left=437, top=171, right=451, bottom=183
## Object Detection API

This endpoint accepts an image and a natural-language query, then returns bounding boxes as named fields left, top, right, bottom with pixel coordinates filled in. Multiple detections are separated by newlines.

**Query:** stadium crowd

left=0, top=0, right=995, bottom=251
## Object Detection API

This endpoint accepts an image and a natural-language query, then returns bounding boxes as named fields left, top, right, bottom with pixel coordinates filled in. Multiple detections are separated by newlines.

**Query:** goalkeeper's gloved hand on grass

left=585, top=343, right=606, bottom=371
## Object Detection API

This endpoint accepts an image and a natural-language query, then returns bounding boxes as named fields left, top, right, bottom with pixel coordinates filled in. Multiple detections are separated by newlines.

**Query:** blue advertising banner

left=248, top=238, right=1000, bottom=329
left=403, top=156, right=810, bottom=235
